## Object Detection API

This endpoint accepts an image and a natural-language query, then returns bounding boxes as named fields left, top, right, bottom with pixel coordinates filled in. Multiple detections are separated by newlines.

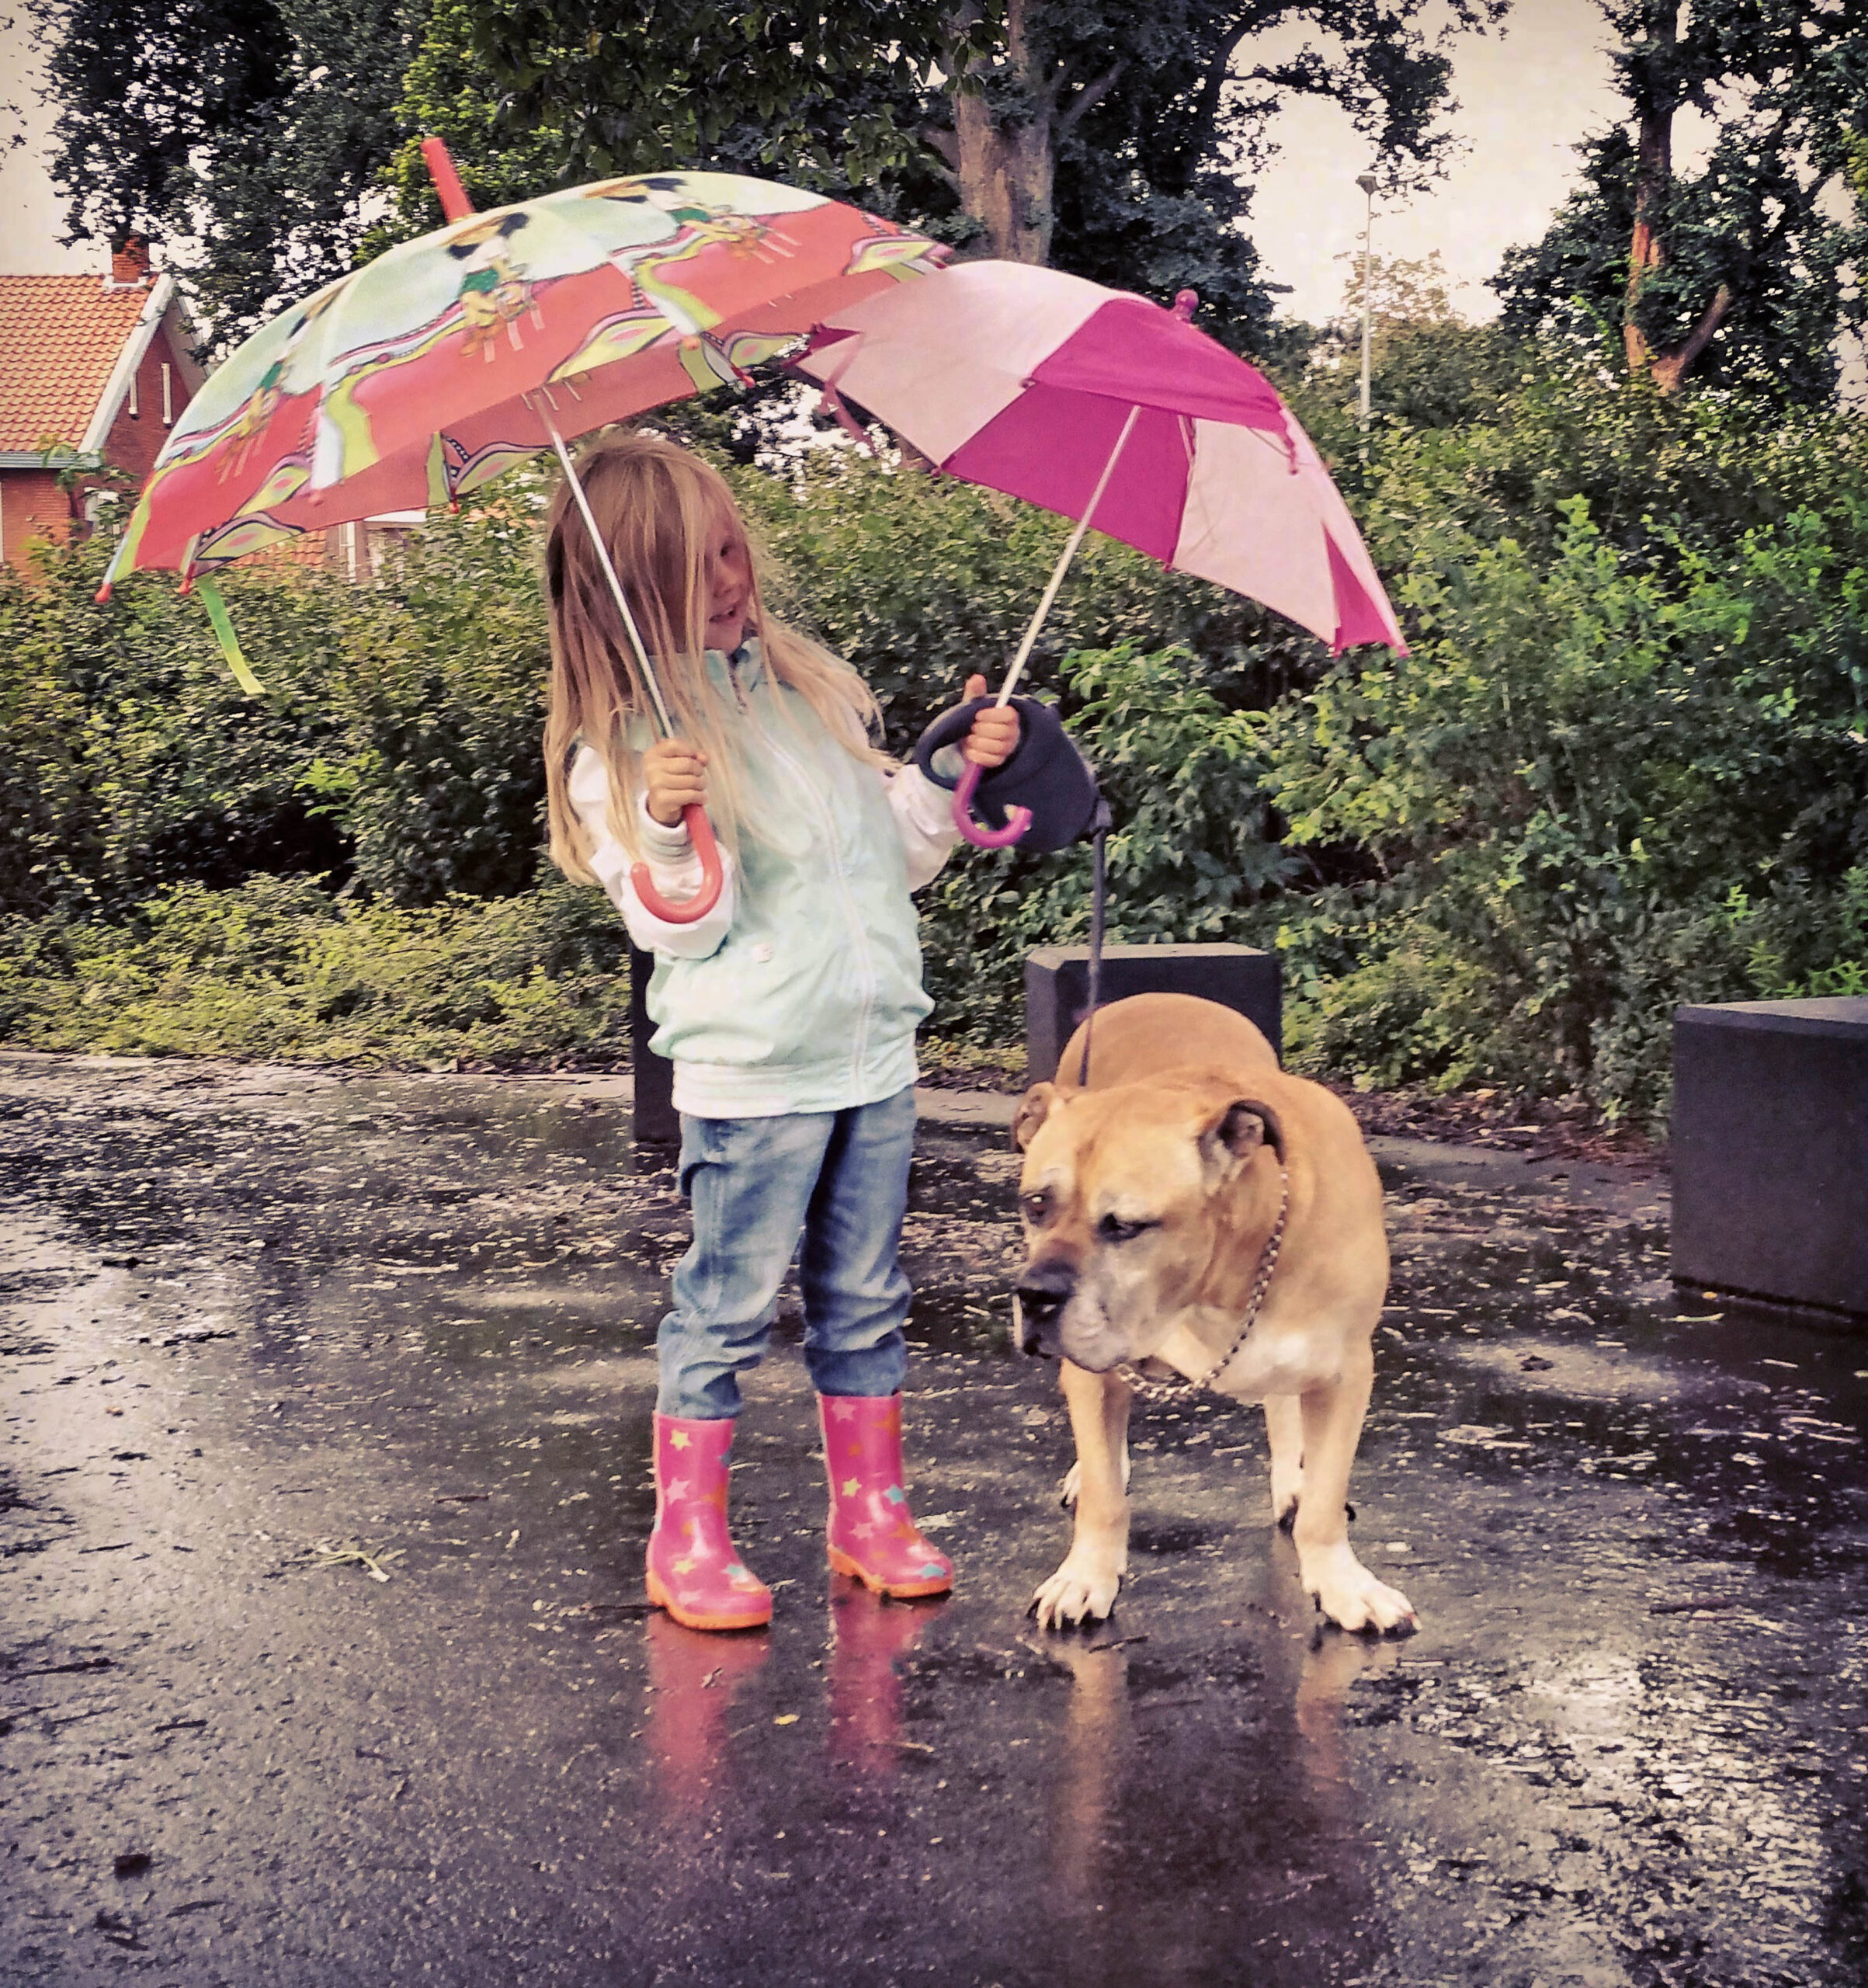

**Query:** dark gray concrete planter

left=1672, top=996, right=1868, bottom=1320
left=1024, top=942, right=1282, bottom=1086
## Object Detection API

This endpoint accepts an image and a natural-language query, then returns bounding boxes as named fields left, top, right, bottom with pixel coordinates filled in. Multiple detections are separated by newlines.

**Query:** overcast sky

left=1248, top=0, right=1620, bottom=321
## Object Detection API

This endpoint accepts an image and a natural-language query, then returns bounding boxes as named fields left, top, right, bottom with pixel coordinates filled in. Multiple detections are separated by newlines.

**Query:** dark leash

left=1077, top=798, right=1113, bottom=1089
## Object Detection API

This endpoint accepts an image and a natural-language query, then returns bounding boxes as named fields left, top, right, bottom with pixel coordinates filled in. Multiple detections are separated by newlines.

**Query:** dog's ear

left=1013, top=1082, right=1060, bottom=1152
left=1199, top=1097, right=1285, bottom=1179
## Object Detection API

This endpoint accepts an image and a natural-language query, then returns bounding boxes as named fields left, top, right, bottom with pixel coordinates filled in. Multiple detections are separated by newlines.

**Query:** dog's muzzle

left=1014, top=1260, right=1075, bottom=1356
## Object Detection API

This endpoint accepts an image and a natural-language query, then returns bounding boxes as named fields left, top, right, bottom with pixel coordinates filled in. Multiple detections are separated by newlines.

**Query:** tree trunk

left=948, top=0, right=1056, bottom=264
left=1620, top=0, right=1728, bottom=394
left=1621, top=74, right=1672, bottom=378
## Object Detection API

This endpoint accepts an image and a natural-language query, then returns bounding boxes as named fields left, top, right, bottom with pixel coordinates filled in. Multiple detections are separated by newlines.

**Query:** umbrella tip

left=1172, top=290, right=1199, bottom=321
left=420, top=136, right=476, bottom=223
left=94, top=581, right=113, bottom=604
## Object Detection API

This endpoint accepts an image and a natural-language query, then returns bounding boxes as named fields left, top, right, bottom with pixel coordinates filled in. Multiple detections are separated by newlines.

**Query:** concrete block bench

left=1672, top=996, right=1868, bottom=1319
left=1025, top=942, right=1282, bottom=1086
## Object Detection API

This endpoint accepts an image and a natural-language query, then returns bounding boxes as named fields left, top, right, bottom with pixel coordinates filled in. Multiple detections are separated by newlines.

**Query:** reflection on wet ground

left=2, top=1053, right=1865, bottom=1986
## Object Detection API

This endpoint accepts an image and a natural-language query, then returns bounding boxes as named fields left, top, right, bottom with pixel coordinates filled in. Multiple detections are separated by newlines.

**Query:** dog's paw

left=1301, top=1544, right=1418, bottom=1636
left=1030, top=1557, right=1121, bottom=1631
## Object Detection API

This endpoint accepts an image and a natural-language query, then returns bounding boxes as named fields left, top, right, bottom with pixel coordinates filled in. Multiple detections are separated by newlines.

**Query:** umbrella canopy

left=797, top=259, right=1404, bottom=658
left=102, top=171, right=945, bottom=591
left=101, top=158, right=946, bottom=925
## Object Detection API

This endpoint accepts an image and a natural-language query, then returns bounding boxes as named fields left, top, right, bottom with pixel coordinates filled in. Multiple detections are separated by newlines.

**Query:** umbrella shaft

left=536, top=403, right=676, bottom=739
left=995, top=404, right=1141, bottom=707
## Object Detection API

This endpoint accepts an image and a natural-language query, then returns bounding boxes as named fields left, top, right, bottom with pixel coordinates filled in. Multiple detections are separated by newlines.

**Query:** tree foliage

left=38, top=0, right=1501, bottom=355
left=1492, top=0, right=1868, bottom=401
left=33, top=0, right=425, bottom=345
left=448, top=0, right=1504, bottom=347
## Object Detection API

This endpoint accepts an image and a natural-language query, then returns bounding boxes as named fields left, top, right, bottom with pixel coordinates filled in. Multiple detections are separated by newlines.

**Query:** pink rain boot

left=645, top=1413, right=772, bottom=1632
left=818, top=1392, right=954, bottom=1600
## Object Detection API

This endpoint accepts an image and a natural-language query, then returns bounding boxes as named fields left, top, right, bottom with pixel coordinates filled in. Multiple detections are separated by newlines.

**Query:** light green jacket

left=569, top=642, right=957, bottom=1118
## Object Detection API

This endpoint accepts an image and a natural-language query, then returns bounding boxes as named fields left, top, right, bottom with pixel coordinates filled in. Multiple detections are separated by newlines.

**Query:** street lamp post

left=1356, top=171, right=1377, bottom=439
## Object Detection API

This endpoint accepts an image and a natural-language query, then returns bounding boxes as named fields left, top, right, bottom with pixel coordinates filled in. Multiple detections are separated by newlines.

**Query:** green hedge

left=4, top=354, right=1866, bottom=1124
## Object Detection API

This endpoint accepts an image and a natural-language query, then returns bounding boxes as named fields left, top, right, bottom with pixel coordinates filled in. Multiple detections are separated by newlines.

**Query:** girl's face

left=703, top=506, right=752, bottom=654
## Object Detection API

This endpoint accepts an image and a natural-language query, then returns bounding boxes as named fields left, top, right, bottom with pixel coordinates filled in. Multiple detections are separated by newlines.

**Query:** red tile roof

left=0, top=276, right=154, bottom=453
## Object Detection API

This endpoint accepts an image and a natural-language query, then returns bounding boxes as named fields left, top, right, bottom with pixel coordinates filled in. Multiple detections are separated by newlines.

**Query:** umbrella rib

left=994, top=402, right=1141, bottom=707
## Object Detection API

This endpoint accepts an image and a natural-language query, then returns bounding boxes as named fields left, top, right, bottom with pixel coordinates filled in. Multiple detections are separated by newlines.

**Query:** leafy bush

left=0, top=537, right=349, bottom=917
left=0, top=492, right=556, bottom=919
left=0, top=875, right=630, bottom=1066
left=1261, top=479, right=1868, bottom=1123
left=6, top=354, right=1866, bottom=1126
left=324, top=490, right=556, bottom=904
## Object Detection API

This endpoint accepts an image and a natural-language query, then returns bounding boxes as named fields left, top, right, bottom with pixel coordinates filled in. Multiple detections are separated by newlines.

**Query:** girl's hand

left=644, top=736, right=708, bottom=826
left=962, top=674, right=1020, bottom=768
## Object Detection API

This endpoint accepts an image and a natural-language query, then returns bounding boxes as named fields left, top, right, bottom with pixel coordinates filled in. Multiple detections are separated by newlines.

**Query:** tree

left=461, top=0, right=1505, bottom=349
left=32, top=0, right=424, bottom=345
left=1493, top=0, right=1868, bottom=401
left=36, top=0, right=1502, bottom=359
left=1291, top=252, right=1523, bottom=437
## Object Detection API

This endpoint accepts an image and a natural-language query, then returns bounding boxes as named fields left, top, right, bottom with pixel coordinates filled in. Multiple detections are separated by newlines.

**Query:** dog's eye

left=1098, top=1214, right=1158, bottom=1243
left=1020, top=1193, right=1051, bottom=1224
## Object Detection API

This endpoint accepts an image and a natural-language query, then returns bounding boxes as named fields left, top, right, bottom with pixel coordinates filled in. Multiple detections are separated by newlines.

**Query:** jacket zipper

left=745, top=684, right=877, bottom=1086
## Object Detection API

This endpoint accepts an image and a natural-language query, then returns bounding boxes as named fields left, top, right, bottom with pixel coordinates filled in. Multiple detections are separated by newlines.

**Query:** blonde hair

left=543, top=429, right=887, bottom=879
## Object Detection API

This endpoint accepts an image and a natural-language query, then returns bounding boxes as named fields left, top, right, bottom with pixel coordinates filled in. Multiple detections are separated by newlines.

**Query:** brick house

left=0, top=240, right=202, bottom=569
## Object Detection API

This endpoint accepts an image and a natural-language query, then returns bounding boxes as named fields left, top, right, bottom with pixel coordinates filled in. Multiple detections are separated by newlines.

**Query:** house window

left=161, top=364, right=173, bottom=426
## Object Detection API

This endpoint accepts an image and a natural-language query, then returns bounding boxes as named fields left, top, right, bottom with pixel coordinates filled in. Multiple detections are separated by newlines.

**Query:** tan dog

left=1012, top=992, right=1416, bottom=1636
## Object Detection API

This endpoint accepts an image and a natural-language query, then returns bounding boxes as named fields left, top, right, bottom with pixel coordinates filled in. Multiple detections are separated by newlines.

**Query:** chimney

left=106, top=237, right=151, bottom=290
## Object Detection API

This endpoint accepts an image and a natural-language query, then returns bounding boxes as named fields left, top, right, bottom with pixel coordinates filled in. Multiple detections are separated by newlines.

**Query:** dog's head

left=1012, top=1075, right=1283, bottom=1371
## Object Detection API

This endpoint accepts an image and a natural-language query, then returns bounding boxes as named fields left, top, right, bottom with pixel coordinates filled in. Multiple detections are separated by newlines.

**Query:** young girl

left=543, top=431, right=1017, bottom=1633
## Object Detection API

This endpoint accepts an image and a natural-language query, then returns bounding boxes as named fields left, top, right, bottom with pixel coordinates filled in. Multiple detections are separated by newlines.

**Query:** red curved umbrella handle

left=952, top=761, right=1031, bottom=850
left=630, top=805, right=724, bottom=923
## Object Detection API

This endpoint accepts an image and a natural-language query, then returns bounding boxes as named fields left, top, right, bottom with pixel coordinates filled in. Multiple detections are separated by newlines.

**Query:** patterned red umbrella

left=102, top=144, right=949, bottom=919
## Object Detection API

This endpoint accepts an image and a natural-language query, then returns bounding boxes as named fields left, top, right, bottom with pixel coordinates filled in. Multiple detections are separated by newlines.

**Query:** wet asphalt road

left=2, top=1052, right=1866, bottom=1988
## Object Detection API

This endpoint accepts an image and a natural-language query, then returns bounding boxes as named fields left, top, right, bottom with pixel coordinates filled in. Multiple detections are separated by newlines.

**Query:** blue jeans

left=658, top=1086, right=916, bottom=1419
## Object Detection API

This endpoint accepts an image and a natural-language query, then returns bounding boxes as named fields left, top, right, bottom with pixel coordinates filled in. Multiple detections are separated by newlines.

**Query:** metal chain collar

left=1115, top=1166, right=1290, bottom=1402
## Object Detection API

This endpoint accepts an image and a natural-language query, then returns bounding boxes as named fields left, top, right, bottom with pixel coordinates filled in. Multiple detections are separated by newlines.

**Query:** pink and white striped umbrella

left=799, top=259, right=1404, bottom=660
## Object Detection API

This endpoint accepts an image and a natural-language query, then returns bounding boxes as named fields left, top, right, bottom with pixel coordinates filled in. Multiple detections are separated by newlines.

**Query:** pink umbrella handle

left=630, top=805, right=724, bottom=923
left=952, top=761, right=1032, bottom=850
